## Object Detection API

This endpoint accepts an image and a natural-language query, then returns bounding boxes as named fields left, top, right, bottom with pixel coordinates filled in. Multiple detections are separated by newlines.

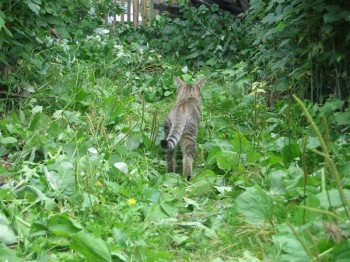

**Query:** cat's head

left=175, top=77, right=206, bottom=100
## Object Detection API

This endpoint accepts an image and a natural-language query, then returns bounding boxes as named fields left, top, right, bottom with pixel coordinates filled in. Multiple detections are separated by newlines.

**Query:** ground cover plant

left=1, top=0, right=350, bottom=261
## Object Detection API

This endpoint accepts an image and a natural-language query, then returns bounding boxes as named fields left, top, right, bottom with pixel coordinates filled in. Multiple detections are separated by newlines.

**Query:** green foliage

left=129, top=4, right=244, bottom=68
left=247, top=0, right=350, bottom=100
left=1, top=1, right=350, bottom=261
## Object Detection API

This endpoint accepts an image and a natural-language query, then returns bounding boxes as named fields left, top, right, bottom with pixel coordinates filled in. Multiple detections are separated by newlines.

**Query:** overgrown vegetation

left=1, top=0, right=350, bottom=261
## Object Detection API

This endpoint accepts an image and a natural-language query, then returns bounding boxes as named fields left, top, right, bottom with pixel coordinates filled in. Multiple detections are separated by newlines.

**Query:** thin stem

left=293, top=95, right=350, bottom=219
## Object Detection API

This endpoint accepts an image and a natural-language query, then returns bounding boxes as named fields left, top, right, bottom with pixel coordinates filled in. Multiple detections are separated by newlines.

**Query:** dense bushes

left=132, top=0, right=350, bottom=101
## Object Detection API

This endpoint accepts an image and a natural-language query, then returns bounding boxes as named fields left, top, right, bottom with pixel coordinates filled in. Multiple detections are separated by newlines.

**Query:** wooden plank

left=127, top=0, right=131, bottom=22
left=121, top=0, right=125, bottom=23
left=133, top=0, right=139, bottom=27
left=141, top=0, right=147, bottom=25
left=150, top=0, right=155, bottom=21
left=154, top=0, right=160, bottom=15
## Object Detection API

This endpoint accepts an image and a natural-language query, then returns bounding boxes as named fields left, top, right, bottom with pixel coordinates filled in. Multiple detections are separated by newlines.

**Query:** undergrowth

left=1, top=2, right=350, bottom=262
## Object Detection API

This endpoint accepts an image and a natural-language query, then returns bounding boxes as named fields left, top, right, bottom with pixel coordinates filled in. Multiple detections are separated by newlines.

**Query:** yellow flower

left=128, top=198, right=137, bottom=205
left=95, top=181, right=103, bottom=187
left=99, top=195, right=106, bottom=204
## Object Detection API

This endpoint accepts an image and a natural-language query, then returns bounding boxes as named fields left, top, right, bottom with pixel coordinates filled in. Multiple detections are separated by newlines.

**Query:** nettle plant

left=135, top=4, right=244, bottom=69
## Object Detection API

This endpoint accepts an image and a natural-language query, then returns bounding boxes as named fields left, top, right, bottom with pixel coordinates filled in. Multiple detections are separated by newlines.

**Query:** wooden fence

left=109, top=0, right=171, bottom=28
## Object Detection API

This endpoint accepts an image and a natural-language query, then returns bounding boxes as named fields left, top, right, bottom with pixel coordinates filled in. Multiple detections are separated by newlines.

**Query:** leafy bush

left=1, top=1, right=350, bottom=261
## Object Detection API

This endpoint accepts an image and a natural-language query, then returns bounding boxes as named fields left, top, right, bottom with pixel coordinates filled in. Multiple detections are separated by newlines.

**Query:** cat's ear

left=195, top=79, right=206, bottom=89
left=174, top=77, right=184, bottom=87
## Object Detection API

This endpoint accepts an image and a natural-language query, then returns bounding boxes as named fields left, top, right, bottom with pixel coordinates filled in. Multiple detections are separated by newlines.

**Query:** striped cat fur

left=161, top=77, right=206, bottom=180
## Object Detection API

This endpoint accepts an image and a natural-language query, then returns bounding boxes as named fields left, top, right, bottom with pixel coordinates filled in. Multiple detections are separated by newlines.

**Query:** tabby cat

left=160, top=77, right=206, bottom=180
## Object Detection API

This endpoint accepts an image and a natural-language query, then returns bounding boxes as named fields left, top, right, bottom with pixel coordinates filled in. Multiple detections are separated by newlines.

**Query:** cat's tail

left=160, top=124, right=184, bottom=150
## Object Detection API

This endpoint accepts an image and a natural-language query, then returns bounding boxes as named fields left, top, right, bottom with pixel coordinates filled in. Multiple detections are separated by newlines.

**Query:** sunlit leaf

left=70, top=232, right=111, bottom=262
left=334, top=111, right=350, bottom=125
left=216, top=150, right=239, bottom=171
left=114, top=162, right=128, bottom=174
left=0, top=244, right=21, bottom=262
left=31, top=105, right=43, bottom=114
left=317, top=189, right=350, bottom=209
left=48, top=214, right=82, bottom=236
left=0, top=213, right=17, bottom=245
left=236, top=187, right=274, bottom=225
left=0, top=137, right=18, bottom=145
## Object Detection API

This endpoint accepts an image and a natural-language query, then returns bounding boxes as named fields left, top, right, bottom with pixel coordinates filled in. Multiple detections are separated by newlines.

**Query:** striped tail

left=160, top=124, right=184, bottom=150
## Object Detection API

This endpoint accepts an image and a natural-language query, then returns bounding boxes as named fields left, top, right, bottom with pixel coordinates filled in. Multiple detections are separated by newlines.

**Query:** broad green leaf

left=266, top=137, right=290, bottom=151
left=214, top=186, right=232, bottom=195
left=24, top=0, right=41, bottom=15
left=144, top=187, right=161, bottom=203
left=294, top=194, right=321, bottom=225
left=46, top=16, right=63, bottom=25
left=184, top=197, right=201, bottom=210
left=161, top=202, right=178, bottom=217
left=334, top=111, right=350, bottom=125
left=48, top=214, right=82, bottom=236
left=281, top=143, right=301, bottom=164
left=0, top=213, right=17, bottom=245
left=102, top=97, right=123, bottom=125
left=324, top=12, right=342, bottom=24
left=273, top=78, right=289, bottom=91
left=267, top=169, right=287, bottom=194
left=261, top=13, right=275, bottom=24
left=0, top=243, right=21, bottom=262
left=333, top=240, right=350, bottom=262
left=113, top=228, right=127, bottom=246
left=246, top=151, right=260, bottom=163
left=114, top=162, right=128, bottom=174
left=0, top=12, right=5, bottom=30
left=82, top=193, right=99, bottom=208
left=145, top=203, right=171, bottom=221
left=126, top=133, right=142, bottom=151
left=0, top=136, right=18, bottom=145
left=216, top=150, right=239, bottom=171
left=172, top=234, right=189, bottom=245
left=205, top=57, right=217, bottom=66
left=284, top=165, right=304, bottom=192
left=317, top=189, right=350, bottom=209
left=299, top=136, right=320, bottom=150
left=181, top=73, right=192, bottom=82
left=15, top=185, right=49, bottom=202
left=236, top=187, right=274, bottom=225
left=31, top=105, right=43, bottom=114
left=232, top=132, right=250, bottom=153
left=70, top=232, right=111, bottom=262
left=42, top=166, right=61, bottom=191
left=272, top=232, right=309, bottom=260
left=162, top=173, right=183, bottom=187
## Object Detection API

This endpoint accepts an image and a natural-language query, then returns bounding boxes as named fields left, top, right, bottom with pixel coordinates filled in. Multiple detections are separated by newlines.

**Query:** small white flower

left=88, top=147, right=98, bottom=154
left=114, top=162, right=128, bottom=174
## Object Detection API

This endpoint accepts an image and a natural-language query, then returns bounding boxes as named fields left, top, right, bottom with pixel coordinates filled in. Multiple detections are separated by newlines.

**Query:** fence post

left=127, top=0, right=131, bottom=22
left=121, top=0, right=125, bottom=23
left=133, top=0, right=139, bottom=27
left=141, top=0, right=147, bottom=25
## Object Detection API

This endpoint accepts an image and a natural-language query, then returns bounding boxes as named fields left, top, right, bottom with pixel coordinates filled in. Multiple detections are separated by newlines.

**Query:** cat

left=160, top=77, right=206, bottom=180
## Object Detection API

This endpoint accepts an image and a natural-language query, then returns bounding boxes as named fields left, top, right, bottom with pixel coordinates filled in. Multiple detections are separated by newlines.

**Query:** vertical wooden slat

left=121, top=0, right=125, bottom=23
left=141, top=0, right=147, bottom=25
left=133, top=0, right=139, bottom=28
left=150, top=0, right=155, bottom=21
left=127, top=0, right=131, bottom=22
left=154, top=0, right=159, bottom=16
